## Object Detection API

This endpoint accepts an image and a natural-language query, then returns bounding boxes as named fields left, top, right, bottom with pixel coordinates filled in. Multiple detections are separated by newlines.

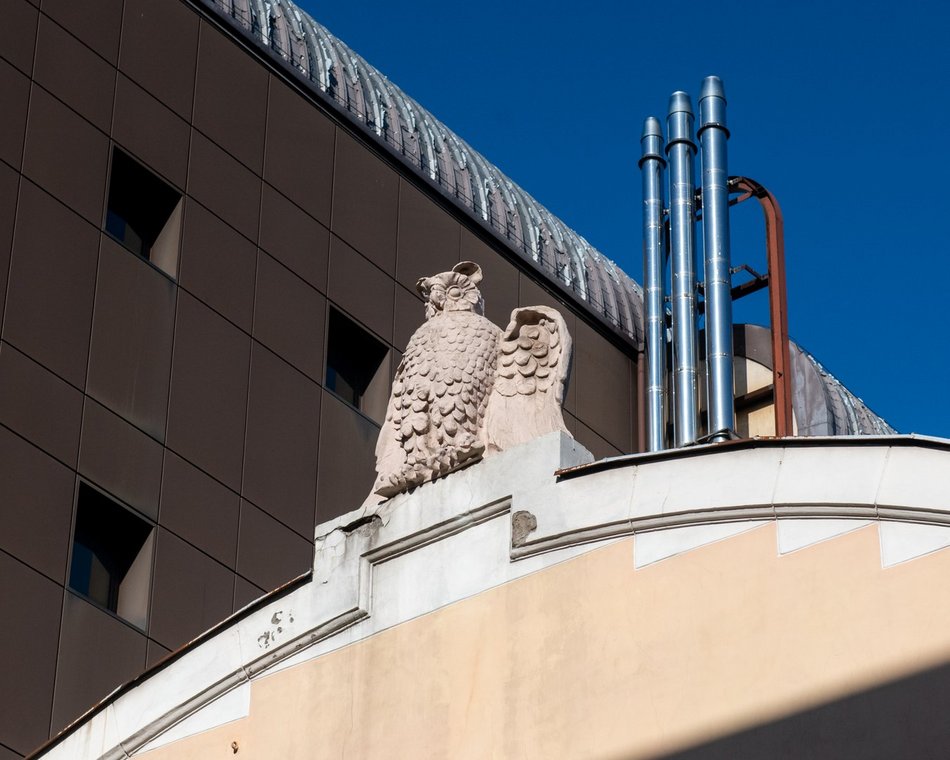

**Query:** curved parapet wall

left=198, top=0, right=644, bottom=345
left=29, top=433, right=950, bottom=759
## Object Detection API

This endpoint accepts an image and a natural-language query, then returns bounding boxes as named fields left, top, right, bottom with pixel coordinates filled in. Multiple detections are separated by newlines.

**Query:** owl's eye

left=448, top=286, right=463, bottom=299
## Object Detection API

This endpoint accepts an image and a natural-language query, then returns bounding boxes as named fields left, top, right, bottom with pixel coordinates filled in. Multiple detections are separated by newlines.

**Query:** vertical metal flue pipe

left=639, top=117, right=667, bottom=452
left=698, top=76, right=736, bottom=442
left=666, top=92, right=699, bottom=446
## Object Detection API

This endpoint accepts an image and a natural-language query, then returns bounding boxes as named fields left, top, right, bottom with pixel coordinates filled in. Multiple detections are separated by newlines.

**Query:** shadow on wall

left=606, top=658, right=950, bottom=760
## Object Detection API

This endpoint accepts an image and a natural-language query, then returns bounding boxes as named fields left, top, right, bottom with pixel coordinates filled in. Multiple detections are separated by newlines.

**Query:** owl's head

left=416, top=261, right=484, bottom=319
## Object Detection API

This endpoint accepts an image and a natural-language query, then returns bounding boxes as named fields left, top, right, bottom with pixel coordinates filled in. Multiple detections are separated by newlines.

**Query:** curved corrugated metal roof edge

left=797, top=348, right=897, bottom=435
left=199, top=0, right=644, bottom=346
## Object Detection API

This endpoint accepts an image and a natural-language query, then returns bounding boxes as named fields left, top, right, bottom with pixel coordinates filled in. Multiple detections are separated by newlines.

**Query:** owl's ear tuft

left=453, top=261, right=482, bottom=285
left=416, top=277, right=430, bottom=298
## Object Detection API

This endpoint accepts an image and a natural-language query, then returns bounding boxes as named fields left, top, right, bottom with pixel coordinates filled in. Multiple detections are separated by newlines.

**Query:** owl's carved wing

left=483, top=306, right=573, bottom=454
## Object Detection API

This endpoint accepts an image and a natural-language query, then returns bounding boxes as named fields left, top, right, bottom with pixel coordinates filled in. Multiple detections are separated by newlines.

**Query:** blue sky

left=298, top=0, right=950, bottom=437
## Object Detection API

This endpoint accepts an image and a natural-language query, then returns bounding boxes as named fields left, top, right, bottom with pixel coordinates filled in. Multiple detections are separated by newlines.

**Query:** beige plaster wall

left=139, top=523, right=950, bottom=759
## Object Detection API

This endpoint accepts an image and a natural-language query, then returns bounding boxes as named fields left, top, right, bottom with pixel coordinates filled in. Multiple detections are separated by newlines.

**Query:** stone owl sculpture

left=372, top=261, right=572, bottom=498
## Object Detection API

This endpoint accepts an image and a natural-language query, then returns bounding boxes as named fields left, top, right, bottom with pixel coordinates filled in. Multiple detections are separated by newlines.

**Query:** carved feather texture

left=373, top=263, right=501, bottom=497
left=493, top=311, right=562, bottom=399
left=372, top=263, right=573, bottom=499
left=483, top=306, right=572, bottom=453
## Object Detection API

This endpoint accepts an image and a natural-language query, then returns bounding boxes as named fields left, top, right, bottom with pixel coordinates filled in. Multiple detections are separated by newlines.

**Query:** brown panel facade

left=21, top=85, right=109, bottom=226
left=0, top=341, right=83, bottom=467
left=78, top=399, right=164, bottom=521
left=327, top=234, right=394, bottom=343
left=160, top=451, right=240, bottom=568
left=395, top=179, right=461, bottom=291
left=113, top=74, right=191, bottom=189
left=0, top=0, right=647, bottom=752
left=242, top=343, right=321, bottom=537
left=148, top=529, right=235, bottom=649
left=166, top=292, right=251, bottom=491
left=0, top=550, right=62, bottom=756
left=33, top=15, right=116, bottom=131
left=0, top=163, right=14, bottom=325
left=253, top=252, right=326, bottom=381
left=178, top=199, right=257, bottom=332
left=0, top=0, right=38, bottom=76
left=563, top=411, right=623, bottom=460
left=264, top=78, right=335, bottom=225
left=463, top=231, right=521, bottom=329
left=146, top=640, right=172, bottom=669
left=316, top=391, right=379, bottom=523
left=392, top=284, right=423, bottom=352
left=331, top=129, right=398, bottom=273
left=51, top=593, right=148, bottom=736
left=187, top=131, right=261, bottom=243
left=258, top=184, right=329, bottom=292
left=86, top=237, right=177, bottom=439
left=119, top=0, right=199, bottom=119
left=573, top=319, right=633, bottom=452
left=0, top=57, right=30, bottom=170
left=233, top=575, right=266, bottom=614
left=193, top=22, right=268, bottom=174
left=4, top=180, right=99, bottom=388
left=237, top=500, right=313, bottom=592
left=41, top=0, right=124, bottom=64
left=0, top=425, right=75, bottom=583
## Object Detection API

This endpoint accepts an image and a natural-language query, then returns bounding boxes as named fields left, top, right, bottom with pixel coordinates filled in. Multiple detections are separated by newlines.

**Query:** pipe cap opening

left=667, top=91, right=693, bottom=116
left=699, top=76, right=726, bottom=102
left=641, top=116, right=663, bottom=139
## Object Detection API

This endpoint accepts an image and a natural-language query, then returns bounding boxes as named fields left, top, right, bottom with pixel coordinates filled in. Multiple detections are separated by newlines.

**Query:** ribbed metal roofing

left=201, top=0, right=893, bottom=436
left=798, top=349, right=897, bottom=436
left=201, top=0, right=643, bottom=345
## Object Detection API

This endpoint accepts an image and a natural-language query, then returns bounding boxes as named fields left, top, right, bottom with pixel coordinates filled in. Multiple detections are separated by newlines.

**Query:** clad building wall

left=0, top=0, right=639, bottom=755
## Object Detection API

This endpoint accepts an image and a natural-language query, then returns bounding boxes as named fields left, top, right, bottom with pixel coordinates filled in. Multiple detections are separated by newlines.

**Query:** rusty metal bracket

left=727, top=176, right=794, bottom=438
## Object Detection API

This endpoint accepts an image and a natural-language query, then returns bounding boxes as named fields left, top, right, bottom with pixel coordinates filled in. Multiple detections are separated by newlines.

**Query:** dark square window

left=325, top=308, right=389, bottom=423
left=68, top=483, right=154, bottom=629
left=105, top=148, right=182, bottom=277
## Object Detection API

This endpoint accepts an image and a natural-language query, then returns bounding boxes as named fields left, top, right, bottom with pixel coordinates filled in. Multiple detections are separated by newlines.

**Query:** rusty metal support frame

left=727, top=176, right=794, bottom=438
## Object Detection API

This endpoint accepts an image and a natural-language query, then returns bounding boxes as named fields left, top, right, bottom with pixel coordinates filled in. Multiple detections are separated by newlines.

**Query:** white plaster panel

left=372, top=516, right=511, bottom=625
left=776, top=518, right=872, bottom=554
left=772, top=445, right=890, bottom=506
left=42, top=705, right=122, bottom=760
left=536, top=467, right=637, bottom=537
left=136, top=683, right=250, bottom=754
left=879, top=521, right=950, bottom=568
left=630, top=447, right=783, bottom=517
left=107, top=631, right=234, bottom=748
left=875, top=446, right=950, bottom=511
left=634, top=521, right=767, bottom=568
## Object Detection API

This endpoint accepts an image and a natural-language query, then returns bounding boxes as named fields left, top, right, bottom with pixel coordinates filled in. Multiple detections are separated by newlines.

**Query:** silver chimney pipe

left=666, top=92, right=699, bottom=446
left=639, top=117, right=667, bottom=452
left=698, top=76, right=736, bottom=442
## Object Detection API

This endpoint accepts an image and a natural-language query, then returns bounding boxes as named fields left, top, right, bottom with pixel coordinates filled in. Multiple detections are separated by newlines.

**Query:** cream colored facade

left=34, top=433, right=950, bottom=759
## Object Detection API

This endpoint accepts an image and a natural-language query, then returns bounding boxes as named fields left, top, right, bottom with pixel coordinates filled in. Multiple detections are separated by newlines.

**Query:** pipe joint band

left=664, top=137, right=696, bottom=153
left=638, top=152, right=667, bottom=168
left=697, top=122, right=731, bottom=139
